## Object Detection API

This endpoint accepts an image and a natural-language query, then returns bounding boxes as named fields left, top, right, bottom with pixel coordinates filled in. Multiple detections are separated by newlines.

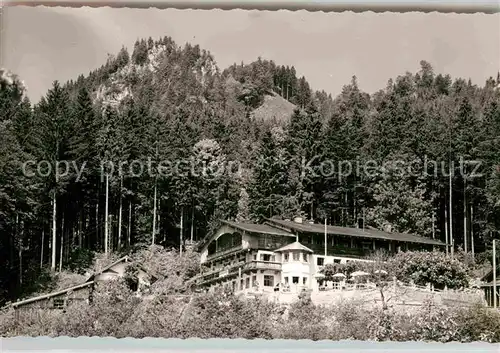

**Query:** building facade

left=195, top=217, right=445, bottom=293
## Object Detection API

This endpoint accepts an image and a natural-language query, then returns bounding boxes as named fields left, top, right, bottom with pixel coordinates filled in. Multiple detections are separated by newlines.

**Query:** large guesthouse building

left=194, top=217, right=445, bottom=293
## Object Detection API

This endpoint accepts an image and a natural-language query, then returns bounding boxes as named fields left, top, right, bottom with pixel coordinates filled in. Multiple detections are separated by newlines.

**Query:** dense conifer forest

left=1, top=36, right=499, bottom=304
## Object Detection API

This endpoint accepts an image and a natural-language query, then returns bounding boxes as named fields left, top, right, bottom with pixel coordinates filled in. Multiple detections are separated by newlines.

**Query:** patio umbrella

left=374, top=270, right=388, bottom=275
left=351, top=271, right=370, bottom=277
left=314, top=273, right=325, bottom=278
left=332, top=273, right=346, bottom=278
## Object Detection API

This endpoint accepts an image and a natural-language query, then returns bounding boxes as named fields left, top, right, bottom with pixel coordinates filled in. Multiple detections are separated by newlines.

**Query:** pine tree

left=248, top=128, right=291, bottom=220
left=34, top=81, right=74, bottom=271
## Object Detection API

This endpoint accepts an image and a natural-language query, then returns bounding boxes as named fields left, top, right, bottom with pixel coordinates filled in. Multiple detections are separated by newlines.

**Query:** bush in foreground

left=1, top=288, right=499, bottom=342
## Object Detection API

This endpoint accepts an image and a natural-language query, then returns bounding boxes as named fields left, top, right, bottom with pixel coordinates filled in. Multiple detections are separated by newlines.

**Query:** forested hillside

left=0, top=36, right=499, bottom=304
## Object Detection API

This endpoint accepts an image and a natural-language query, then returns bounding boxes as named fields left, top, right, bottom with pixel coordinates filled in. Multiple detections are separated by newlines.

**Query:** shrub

left=454, top=304, right=500, bottom=343
left=2, top=294, right=499, bottom=343
left=390, top=250, right=469, bottom=289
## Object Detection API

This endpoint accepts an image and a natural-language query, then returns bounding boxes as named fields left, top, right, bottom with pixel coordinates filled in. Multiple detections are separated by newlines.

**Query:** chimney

left=293, top=217, right=303, bottom=224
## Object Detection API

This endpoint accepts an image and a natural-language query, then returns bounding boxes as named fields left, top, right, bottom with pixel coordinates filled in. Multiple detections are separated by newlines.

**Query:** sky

left=3, top=6, right=499, bottom=102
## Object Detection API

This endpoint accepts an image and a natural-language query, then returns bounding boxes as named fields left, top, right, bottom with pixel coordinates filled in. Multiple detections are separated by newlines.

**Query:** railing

left=206, top=245, right=243, bottom=262
left=196, top=261, right=246, bottom=286
left=244, top=261, right=282, bottom=271
left=196, top=260, right=282, bottom=287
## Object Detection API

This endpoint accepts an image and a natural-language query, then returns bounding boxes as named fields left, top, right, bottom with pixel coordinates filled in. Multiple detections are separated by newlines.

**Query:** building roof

left=86, top=255, right=158, bottom=282
left=86, top=255, right=131, bottom=282
left=275, top=241, right=313, bottom=253
left=222, top=220, right=295, bottom=237
left=196, top=219, right=295, bottom=251
left=264, top=218, right=445, bottom=246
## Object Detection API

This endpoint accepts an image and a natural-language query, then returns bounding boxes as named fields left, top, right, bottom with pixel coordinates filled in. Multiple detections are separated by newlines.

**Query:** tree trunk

left=444, top=196, right=449, bottom=256
left=463, top=179, right=467, bottom=253
left=157, top=208, right=161, bottom=245
left=152, top=179, right=157, bottom=245
left=190, top=206, right=194, bottom=242
left=85, top=213, right=89, bottom=248
left=59, top=212, right=64, bottom=273
left=118, top=176, right=123, bottom=250
left=432, top=209, right=436, bottom=239
left=16, top=214, right=22, bottom=287
left=78, top=211, right=83, bottom=247
left=470, top=204, right=475, bottom=261
left=353, top=186, right=357, bottom=227
left=40, top=228, right=44, bottom=269
left=449, top=170, right=454, bottom=258
left=180, top=207, right=184, bottom=257
left=96, top=187, right=99, bottom=250
left=51, top=192, right=57, bottom=272
left=109, top=215, right=113, bottom=252
left=104, top=174, right=109, bottom=254
left=379, top=286, right=387, bottom=310
left=128, top=201, right=132, bottom=247
left=344, top=192, right=348, bottom=227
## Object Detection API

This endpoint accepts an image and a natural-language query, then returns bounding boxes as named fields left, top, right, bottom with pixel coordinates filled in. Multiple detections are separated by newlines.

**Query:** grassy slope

left=251, top=92, right=296, bottom=123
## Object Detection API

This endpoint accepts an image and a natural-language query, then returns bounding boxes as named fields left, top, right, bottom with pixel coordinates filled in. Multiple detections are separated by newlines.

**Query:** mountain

left=65, top=37, right=310, bottom=126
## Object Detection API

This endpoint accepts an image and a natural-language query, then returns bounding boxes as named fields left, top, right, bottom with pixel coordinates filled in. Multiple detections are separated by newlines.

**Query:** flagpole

left=324, top=218, right=327, bottom=257
left=493, top=238, right=497, bottom=309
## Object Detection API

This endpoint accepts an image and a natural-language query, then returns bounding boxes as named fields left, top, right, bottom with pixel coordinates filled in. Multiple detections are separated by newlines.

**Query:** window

left=261, top=254, right=271, bottom=262
left=245, top=277, right=250, bottom=289
left=317, top=257, right=324, bottom=266
left=284, top=277, right=289, bottom=284
left=240, top=280, right=244, bottom=289
left=293, top=252, right=300, bottom=261
left=253, top=254, right=257, bottom=260
left=292, top=276, right=299, bottom=284
left=284, top=253, right=289, bottom=262
left=334, top=259, right=341, bottom=264
left=252, top=275, right=257, bottom=287
left=264, top=275, right=274, bottom=287
left=303, top=253, right=309, bottom=263
left=303, top=277, right=307, bottom=285
left=53, top=298, right=65, bottom=309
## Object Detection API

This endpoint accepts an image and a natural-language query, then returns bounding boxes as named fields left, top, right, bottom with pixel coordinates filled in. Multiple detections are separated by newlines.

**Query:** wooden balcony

left=206, top=245, right=244, bottom=262
left=244, top=260, right=282, bottom=271
left=195, top=260, right=282, bottom=287
left=196, top=261, right=245, bottom=286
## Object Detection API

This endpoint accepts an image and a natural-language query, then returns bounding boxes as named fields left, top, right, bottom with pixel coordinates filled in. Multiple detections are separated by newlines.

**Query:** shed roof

left=481, top=265, right=500, bottom=283
left=86, top=255, right=158, bottom=282
left=6, top=281, right=95, bottom=309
